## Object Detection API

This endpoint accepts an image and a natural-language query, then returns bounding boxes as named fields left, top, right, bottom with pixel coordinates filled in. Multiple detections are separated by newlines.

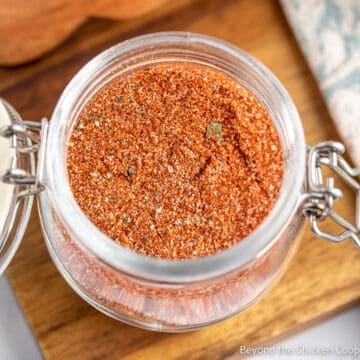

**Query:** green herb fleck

left=126, top=166, right=137, bottom=181
left=128, top=166, right=137, bottom=175
left=122, top=214, right=131, bottom=224
left=206, top=122, right=223, bottom=141
left=118, top=95, right=124, bottom=103
left=130, top=84, right=138, bottom=92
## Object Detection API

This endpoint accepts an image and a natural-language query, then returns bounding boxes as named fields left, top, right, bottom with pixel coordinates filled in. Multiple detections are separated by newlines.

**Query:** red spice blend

left=67, top=63, right=283, bottom=259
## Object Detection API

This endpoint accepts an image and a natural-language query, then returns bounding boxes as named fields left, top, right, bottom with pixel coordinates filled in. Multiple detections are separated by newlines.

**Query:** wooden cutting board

left=1, top=0, right=359, bottom=359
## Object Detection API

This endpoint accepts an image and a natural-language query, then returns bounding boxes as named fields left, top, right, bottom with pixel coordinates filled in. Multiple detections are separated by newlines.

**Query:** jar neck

left=45, top=32, right=306, bottom=283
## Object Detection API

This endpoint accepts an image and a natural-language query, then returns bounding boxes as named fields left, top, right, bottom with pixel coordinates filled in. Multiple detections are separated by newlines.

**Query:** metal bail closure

left=0, top=98, right=48, bottom=275
left=302, top=141, right=360, bottom=248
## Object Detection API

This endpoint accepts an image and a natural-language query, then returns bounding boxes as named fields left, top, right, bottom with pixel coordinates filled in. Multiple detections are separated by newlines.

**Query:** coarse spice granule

left=67, top=63, right=284, bottom=260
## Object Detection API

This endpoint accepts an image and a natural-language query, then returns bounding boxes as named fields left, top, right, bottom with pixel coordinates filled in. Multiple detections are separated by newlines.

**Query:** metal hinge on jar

left=302, top=141, right=360, bottom=248
left=0, top=103, right=48, bottom=199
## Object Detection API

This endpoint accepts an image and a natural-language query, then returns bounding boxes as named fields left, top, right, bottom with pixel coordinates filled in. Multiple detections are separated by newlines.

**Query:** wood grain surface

left=1, top=0, right=359, bottom=359
left=0, top=0, right=195, bottom=66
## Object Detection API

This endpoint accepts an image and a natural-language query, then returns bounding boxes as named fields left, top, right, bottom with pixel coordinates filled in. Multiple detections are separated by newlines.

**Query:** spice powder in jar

left=67, top=63, right=284, bottom=260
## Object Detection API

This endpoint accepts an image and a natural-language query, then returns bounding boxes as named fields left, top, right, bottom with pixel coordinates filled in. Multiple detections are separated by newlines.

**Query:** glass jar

left=0, top=32, right=358, bottom=332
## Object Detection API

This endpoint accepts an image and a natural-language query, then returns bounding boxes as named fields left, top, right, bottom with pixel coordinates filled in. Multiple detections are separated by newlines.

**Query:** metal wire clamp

left=303, top=141, right=360, bottom=248
left=0, top=118, right=48, bottom=199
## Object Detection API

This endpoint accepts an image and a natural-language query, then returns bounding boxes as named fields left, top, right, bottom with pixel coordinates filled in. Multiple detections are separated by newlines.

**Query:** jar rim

left=46, top=32, right=306, bottom=283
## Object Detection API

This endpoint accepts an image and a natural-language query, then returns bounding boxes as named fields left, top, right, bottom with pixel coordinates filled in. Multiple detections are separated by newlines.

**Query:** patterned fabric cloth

left=281, top=0, right=360, bottom=167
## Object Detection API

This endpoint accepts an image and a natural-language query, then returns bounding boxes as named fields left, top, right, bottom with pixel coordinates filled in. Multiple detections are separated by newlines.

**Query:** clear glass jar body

left=39, top=32, right=306, bottom=331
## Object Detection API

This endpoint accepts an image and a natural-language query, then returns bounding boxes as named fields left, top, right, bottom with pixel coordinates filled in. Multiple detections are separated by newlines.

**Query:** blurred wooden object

left=1, top=0, right=359, bottom=359
left=0, top=0, right=193, bottom=66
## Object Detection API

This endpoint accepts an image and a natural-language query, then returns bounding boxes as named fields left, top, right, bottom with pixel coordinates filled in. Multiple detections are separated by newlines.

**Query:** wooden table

left=1, top=0, right=359, bottom=359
